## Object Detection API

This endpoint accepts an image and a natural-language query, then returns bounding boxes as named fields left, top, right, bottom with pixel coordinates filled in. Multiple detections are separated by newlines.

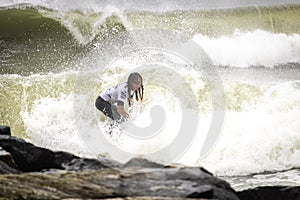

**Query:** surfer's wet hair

left=127, top=72, right=144, bottom=106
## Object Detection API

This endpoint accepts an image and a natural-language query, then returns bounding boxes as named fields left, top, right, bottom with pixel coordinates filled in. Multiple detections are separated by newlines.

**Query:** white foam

left=200, top=109, right=300, bottom=176
left=193, top=30, right=300, bottom=68
left=198, top=82, right=300, bottom=176
left=21, top=94, right=87, bottom=156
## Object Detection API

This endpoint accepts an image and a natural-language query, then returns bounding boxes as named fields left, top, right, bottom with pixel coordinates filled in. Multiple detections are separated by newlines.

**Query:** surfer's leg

left=95, top=96, right=114, bottom=119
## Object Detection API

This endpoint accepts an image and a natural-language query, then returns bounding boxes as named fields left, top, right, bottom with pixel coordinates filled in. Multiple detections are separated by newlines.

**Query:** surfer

left=95, top=72, right=144, bottom=123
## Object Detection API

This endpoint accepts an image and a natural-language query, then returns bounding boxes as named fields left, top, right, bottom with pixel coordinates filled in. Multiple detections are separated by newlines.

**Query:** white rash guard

left=100, top=82, right=134, bottom=105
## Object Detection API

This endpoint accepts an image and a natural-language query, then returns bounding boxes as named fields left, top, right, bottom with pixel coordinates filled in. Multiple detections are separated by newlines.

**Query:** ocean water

left=1, top=0, right=300, bottom=190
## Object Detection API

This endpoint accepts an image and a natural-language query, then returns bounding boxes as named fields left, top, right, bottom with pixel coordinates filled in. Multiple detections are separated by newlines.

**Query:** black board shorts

left=95, top=96, right=121, bottom=120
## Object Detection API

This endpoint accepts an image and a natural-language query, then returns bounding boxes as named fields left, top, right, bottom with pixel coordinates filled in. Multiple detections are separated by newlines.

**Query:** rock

left=54, top=151, right=122, bottom=171
left=136, top=167, right=239, bottom=200
left=0, top=135, right=62, bottom=172
left=237, top=186, right=300, bottom=200
left=0, top=125, right=11, bottom=136
left=0, top=160, right=20, bottom=174
left=0, top=167, right=239, bottom=200
left=54, top=151, right=80, bottom=166
left=123, top=158, right=165, bottom=169
left=62, top=157, right=122, bottom=171
left=0, top=147, right=19, bottom=171
left=0, top=169, right=117, bottom=199
left=0, top=135, right=123, bottom=172
left=96, top=157, right=123, bottom=169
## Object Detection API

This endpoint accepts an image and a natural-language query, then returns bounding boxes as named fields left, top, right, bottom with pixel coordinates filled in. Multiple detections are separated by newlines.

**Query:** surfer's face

left=131, top=78, right=142, bottom=91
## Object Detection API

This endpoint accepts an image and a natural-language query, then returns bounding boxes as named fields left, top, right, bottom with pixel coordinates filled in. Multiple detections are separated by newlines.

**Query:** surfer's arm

left=117, top=104, right=129, bottom=118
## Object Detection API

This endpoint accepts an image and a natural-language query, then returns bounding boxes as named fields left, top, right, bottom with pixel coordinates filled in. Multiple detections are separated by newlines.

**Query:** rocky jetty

left=0, top=125, right=299, bottom=200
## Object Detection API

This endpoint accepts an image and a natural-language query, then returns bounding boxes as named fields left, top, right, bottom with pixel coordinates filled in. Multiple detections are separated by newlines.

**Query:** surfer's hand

left=122, top=112, right=129, bottom=118
left=117, top=105, right=129, bottom=118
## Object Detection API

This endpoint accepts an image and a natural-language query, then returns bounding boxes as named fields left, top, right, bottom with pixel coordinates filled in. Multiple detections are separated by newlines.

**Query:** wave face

left=1, top=3, right=300, bottom=45
left=1, top=0, right=300, bottom=179
left=1, top=2, right=300, bottom=75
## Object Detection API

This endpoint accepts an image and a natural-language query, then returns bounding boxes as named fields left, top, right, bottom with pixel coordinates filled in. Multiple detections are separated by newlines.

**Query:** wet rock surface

left=0, top=167, right=240, bottom=199
left=0, top=135, right=62, bottom=172
left=0, top=127, right=299, bottom=200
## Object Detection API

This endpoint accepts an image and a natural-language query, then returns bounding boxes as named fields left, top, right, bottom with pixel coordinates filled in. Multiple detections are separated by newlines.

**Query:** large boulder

left=0, top=135, right=62, bottom=172
left=0, top=134, right=121, bottom=172
left=119, top=167, right=239, bottom=200
left=0, top=167, right=240, bottom=200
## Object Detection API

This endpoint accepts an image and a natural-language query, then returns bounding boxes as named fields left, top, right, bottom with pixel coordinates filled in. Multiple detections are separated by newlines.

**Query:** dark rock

left=187, top=187, right=213, bottom=199
left=123, top=157, right=165, bottom=169
left=0, top=125, right=11, bottom=136
left=238, top=186, right=300, bottom=200
left=0, top=134, right=121, bottom=172
left=138, top=167, right=239, bottom=200
left=97, top=157, right=123, bottom=169
left=0, top=147, right=19, bottom=170
left=54, top=151, right=122, bottom=171
left=63, top=158, right=114, bottom=171
left=0, top=135, right=62, bottom=172
left=0, top=160, right=20, bottom=174
left=54, top=151, right=80, bottom=166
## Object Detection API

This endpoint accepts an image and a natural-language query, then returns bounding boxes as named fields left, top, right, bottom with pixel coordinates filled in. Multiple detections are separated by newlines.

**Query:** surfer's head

left=127, top=72, right=144, bottom=106
left=128, top=72, right=143, bottom=91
